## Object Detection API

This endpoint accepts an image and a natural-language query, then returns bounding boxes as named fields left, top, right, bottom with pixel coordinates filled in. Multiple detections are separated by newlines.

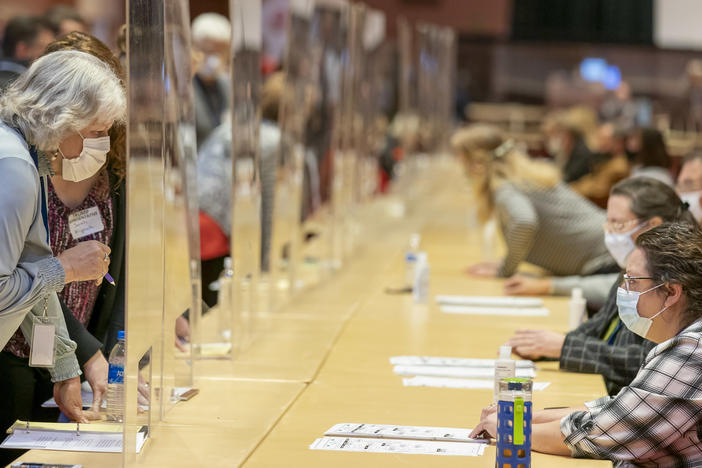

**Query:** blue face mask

left=616, top=284, right=667, bottom=338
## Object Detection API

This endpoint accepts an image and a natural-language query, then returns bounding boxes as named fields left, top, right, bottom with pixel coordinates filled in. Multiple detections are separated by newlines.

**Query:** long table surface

left=10, top=160, right=611, bottom=467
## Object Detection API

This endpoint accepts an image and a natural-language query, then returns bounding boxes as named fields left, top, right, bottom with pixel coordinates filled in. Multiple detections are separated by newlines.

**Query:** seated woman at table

left=472, top=223, right=702, bottom=466
left=505, top=177, right=697, bottom=395
left=451, top=124, right=616, bottom=278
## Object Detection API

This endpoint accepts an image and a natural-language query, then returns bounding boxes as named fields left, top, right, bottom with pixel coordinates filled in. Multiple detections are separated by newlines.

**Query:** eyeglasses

left=603, top=219, right=647, bottom=235
left=622, top=273, right=656, bottom=292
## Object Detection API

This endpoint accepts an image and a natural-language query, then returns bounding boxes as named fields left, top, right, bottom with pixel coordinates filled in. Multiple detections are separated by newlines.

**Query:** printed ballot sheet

left=435, top=295, right=543, bottom=308
left=324, top=423, right=487, bottom=443
left=440, top=304, right=550, bottom=317
left=1, top=429, right=123, bottom=453
left=402, top=376, right=551, bottom=391
left=393, top=365, right=536, bottom=379
left=389, top=356, right=534, bottom=368
left=310, top=436, right=487, bottom=456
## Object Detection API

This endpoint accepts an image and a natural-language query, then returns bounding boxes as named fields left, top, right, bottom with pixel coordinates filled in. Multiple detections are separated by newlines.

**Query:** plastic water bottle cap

left=224, top=257, right=233, bottom=269
left=499, top=345, right=512, bottom=359
left=572, top=287, right=583, bottom=301
left=409, top=233, right=421, bottom=250
left=117, top=330, right=125, bottom=341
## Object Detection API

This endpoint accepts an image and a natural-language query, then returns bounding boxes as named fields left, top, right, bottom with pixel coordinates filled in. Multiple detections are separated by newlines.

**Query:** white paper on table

left=310, top=436, right=487, bottom=456
left=389, top=356, right=534, bottom=368
left=402, top=376, right=551, bottom=391
left=435, top=295, right=543, bottom=308
left=324, top=423, right=488, bottom=443
left=1, top=428, right=147, bottom=454
left=42, top=390, right=100, bottom=409
left=440, top=305, right=549, bottom=317
left=393, top=365, right=536, bottom=379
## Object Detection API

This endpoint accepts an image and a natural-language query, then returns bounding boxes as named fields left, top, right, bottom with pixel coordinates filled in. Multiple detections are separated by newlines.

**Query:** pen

left=104, top=272, right=115, bottom=286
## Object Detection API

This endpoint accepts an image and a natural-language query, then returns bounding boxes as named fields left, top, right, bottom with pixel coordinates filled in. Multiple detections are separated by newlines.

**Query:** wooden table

left=11, top=159, right=611, bottom=467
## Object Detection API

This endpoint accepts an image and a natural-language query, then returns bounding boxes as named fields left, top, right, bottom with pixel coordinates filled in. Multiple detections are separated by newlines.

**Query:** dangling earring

left=51, top=151, right=58, bottom=162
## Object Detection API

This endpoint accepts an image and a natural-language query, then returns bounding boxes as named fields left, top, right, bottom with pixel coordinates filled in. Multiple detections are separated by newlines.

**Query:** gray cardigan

left=0, top=121, right=80, bottom=382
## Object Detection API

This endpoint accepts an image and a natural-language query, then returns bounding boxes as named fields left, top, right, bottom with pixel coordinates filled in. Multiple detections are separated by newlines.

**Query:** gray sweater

left=0, top=121, right=80, bottom=382
left=495, top=182, right=614, bottom=277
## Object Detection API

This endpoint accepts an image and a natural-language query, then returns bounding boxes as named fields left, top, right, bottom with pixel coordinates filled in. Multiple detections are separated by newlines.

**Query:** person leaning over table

left=505, top=177, right=698, bottom=395
left=0, top=34, right=128, bottom=461
left=0, top=50, right=124, bottom=447
left=472, top=223, right=702, bottom=467
left=450, top=124, right=616, bottom=279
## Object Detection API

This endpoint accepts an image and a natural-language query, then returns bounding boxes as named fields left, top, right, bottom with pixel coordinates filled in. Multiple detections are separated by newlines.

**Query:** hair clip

left=682, top=201, right=691, bottom=211
left=493, top=139, right=515, bottom=159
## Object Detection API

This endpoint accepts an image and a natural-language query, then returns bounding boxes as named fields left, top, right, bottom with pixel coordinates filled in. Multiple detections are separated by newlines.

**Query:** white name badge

left=29, top=316, right=57, bottom=367
left=68, top=206, right=104, bottom=240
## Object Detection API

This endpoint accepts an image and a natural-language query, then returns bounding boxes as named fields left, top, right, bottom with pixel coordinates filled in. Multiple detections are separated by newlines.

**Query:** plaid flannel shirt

left=560, top=279, right=657, bottom=395
left=561, top=319, right=702, bottom=467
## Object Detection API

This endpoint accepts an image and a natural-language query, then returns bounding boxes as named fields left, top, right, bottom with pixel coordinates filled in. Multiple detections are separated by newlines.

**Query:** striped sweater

left=494, top=182, right=614, bottom=277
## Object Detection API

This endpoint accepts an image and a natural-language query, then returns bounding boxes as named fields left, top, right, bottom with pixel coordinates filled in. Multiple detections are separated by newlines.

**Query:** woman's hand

left=83, top=350, right=108, bottom=418
left=469, top=404, right=498, bottom=439
left=465, top=261, right=500, bottom=277
left=53, top=376, right=88, bottom=423
left=504, top=274, right=552, bottom=296
left=505, top=329, right=566, bottom=359
left=57, top=240, right=111, bottom=284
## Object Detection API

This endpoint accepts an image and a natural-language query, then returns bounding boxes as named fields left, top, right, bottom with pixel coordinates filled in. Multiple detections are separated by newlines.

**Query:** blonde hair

left=451, top=124, right=560, bottom=222
left=0, top=50, right=126, bottom=151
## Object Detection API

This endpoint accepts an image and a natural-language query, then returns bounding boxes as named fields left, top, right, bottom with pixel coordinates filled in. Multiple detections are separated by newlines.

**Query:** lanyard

left=607, top=320, right=624, bottom=346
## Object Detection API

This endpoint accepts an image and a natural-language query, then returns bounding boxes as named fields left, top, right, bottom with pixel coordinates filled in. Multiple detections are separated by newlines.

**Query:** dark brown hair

left=636, top=223, right=702, bottom=328
left=44, top=31, right=126, bottom=187
left=611, top=177, right=697, bottom=226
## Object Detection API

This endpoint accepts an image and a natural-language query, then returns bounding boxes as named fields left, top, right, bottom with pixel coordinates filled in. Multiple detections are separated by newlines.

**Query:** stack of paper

left=436, top=295, right=549, bottom=317
left=309, top=423, right=488, bottom=457
left=1, top=420, right=147, bottom=454
left=389, top=355, right=550, bottom=391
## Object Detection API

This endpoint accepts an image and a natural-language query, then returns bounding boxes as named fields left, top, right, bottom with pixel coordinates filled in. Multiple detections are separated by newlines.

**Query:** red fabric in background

left=199, top=211, right=230, bottom=261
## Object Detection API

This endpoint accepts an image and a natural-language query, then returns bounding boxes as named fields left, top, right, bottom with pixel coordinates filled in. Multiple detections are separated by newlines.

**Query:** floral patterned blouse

left=4, top=170, right=114, bottom=358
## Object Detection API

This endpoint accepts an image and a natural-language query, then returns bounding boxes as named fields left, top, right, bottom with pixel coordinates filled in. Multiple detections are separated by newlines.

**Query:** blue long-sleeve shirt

left=0, top=121, right=80, bottom=382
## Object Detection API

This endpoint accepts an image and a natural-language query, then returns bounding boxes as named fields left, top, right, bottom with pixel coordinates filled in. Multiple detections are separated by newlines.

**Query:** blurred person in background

left=599, top=81, right=637, bottom=130
left=191, top=13, right=231, bottom=148
left=627, top=127, right=673, bottom=186
left=544, top=108, right=596, bottom=183
left=44, top=5, right=87, bottom=36
left=0, top=16, right=54, bottom=89
left=676, top=152, right=702, bottom=224
left=570, top=122, right=630, bottom=206
left=452, top=124, right=615, bottom=279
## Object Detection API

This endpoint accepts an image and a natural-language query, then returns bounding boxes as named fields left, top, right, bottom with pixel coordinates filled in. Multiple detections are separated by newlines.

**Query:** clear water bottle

left=412, top=252, right=430, bottom=304
left=218, top=257, right=234, bottom=340
left=106, top=330, right=125, bottom=422
left=404, top=233, right=421, bottom=287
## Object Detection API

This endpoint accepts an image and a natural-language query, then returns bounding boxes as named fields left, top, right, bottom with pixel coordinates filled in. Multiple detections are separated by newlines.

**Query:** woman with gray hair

left=0, top=50, right=125, bottom=428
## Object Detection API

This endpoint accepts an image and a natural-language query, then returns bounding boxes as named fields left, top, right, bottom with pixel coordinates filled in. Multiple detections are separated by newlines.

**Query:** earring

left=51, top=150, right=59, bottom=161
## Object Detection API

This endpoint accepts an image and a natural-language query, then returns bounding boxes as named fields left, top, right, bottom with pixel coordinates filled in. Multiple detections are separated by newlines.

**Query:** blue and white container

left=496, top=377, right=532, bottom=468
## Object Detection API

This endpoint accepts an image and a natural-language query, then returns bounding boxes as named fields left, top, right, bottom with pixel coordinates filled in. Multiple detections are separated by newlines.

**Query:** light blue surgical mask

left=604, top=222, right=646, bottom=268
left=616, top=284, right=667, bottom=338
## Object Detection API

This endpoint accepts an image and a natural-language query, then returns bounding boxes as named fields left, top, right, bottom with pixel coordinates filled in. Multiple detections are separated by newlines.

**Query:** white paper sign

left=310, top=436, right=486, bottom=456
left=435, top=295, right=543, bottom=307
left=68, top=206, right=104, bottom=240
left=440, top=305, right=549, bottom=317
left=402, top=376, right=551, bottom=391
left=389, top=356, right=534, bottom=369
left=393, top=365, right=536, bottom=379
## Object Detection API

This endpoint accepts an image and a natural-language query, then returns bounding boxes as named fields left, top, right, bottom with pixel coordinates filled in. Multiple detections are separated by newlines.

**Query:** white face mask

left=616, top=284, right=667, bottom=338
left=604, top=222, right=644, bottom=268
left=680, top=190, right=702, bottom=223
left=60, top=133, right=110, bottom=182
left=198, top=54, right=222, bottom=80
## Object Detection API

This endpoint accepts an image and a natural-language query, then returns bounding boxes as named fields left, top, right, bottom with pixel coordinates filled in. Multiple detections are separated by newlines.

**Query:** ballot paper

left=1, top=421, right=147, bottom=454
left=389, top=356, right=534, bottom=368
left=324, top=423, right=487, bottom=443
left=309, top=436, right=487, bottom=456
left=435, top=295, right=543, bottom=308
left=402, top=376, right=551, bottom=391
left=393, top=365, right=536, bottom=379
left=440, top=305, right=549, bottom=317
